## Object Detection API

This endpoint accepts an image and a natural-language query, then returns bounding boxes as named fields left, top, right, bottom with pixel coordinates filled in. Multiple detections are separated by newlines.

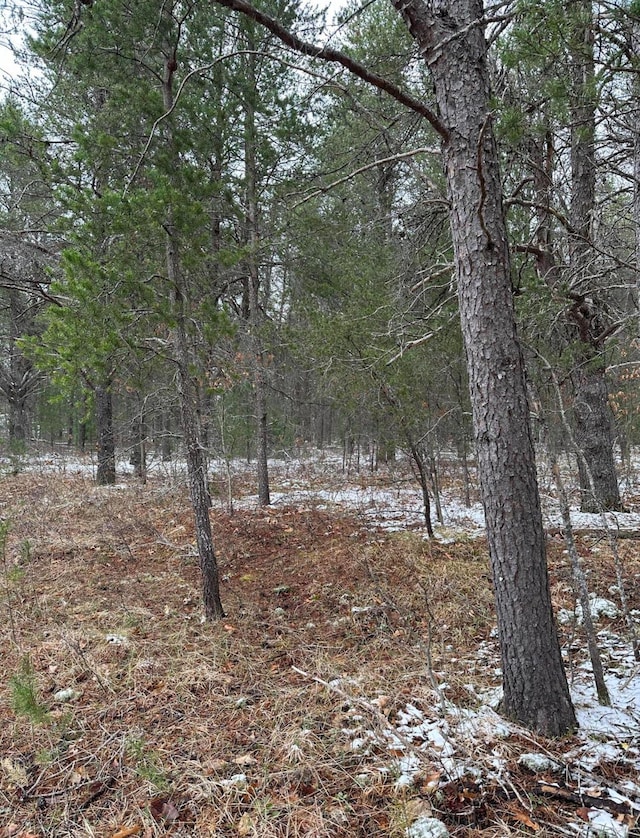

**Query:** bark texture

left=95, top=384, right=116, bottom=485
left=390, top=0, right=576, bottom=734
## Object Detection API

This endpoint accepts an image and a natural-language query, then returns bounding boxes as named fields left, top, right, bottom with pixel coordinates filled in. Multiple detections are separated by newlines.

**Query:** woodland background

left=3, top=0, right=640, bottom=834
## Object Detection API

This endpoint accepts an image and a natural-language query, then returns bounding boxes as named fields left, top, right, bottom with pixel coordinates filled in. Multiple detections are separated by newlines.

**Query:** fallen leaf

left=404, top=797, right=433, bottom=821
left=1, top=758, right=28, bottom=787
left=110, top=825, right=142, bottom=838
left=233, top=754, right=257, bottom=767
left=236, top=813, right=255, bottom=836
left=510, top=809, right=540, bottom=831
left=0, top=825, right=20, bottom=838
left=149, top=797, right=180, bottom=823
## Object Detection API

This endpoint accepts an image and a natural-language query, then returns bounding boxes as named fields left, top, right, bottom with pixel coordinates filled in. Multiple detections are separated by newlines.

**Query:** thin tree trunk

left=162, top=47, right=224, bottom=621
left=550, top=455, right=610, bottom=706
left=410, top=445, right=435, bottom=538
left=429, top=453, right=443, bottom=525
left=391, top=0, right=576, bottom=735
left=244, top=40, right=270, bottom=506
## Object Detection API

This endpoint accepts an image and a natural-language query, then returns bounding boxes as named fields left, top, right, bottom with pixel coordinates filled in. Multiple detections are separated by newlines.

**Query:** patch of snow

left=518, top=753, right=563, bottom=773
left=559, top=596, right=620, bottom=626
left=583, top=808, right=630, bottom=838
left=218, top=773, right=247, bottom=789
left=105, top=633, right=129, bottom=646
left=53, top=687, right=79, bottom=703
left=405, top=817, right=450, bottom=838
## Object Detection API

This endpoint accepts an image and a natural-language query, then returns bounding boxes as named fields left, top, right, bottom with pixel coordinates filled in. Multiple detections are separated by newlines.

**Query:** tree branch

left=293, top=146, right=440, bottom=207
left=210, top=0, right=449, bottom=140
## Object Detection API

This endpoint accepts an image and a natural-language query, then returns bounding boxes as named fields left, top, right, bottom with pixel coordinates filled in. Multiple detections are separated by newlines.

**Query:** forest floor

left=1, top=451, right=640, bottom=838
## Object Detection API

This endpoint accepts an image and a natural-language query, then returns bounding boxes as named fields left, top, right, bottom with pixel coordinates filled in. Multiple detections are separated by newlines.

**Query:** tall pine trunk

left=391, top=0, right=576, bottom=735
left=568, top=1, right=622, bottom=512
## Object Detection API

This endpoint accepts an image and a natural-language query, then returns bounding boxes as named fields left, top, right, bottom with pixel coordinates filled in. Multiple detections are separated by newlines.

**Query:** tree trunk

left=130, top=403, right=147, bottom=483
left=162, top=48, right=224, bottom=621
left=390, top=0, right=576, bottom=735
left=410, top=445, right=434, bottom=538
left=568, top=1, right=622, bottom=512
left=244, top=40, right=271, bottom=507
left=572, top=364, right=622, bottom=512
left=95, top=383, right=116, bottom=485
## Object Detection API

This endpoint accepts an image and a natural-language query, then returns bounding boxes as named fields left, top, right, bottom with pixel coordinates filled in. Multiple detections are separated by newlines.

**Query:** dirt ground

left=1, top=467, right=639, bottom=837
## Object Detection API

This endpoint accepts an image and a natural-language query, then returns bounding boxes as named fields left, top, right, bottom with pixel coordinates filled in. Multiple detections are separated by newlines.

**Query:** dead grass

left=0, top=469, right=639, bottom=837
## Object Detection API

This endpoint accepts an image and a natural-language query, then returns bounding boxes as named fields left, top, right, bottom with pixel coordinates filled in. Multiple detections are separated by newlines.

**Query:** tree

left=392, top=0, right=575, bottom=735
left=497, top=0, right=624, bottom=512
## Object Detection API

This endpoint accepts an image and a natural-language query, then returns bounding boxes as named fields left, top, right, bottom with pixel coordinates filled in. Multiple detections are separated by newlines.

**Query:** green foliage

left=126, top=737, right=169, bottom=790
left=10, top=657, right=50, bottom=725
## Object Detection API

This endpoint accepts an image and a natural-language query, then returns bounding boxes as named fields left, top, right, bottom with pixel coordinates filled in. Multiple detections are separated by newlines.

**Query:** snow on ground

left=13, top=446, right=640, bottom=540
left=335, top=623, right=640, bottom=837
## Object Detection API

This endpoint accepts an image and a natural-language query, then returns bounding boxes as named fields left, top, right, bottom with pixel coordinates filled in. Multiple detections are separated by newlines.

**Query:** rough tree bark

left=95, top=383, right=116, bottom=485
left=389, top=0, right=576, bottom=734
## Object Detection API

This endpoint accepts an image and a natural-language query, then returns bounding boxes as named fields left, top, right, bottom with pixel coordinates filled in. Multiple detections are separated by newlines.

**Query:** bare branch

left=210, top=0, right=449, bottom=139
left=292, top=146, right=440, bottom=207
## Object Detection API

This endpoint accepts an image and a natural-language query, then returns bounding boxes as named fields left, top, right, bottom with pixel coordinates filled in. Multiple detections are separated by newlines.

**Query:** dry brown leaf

left=404, top=797, right=433, bottom=821
left=510, top=809, right=540, bottom=831
left=236, top=812, right=255, bottom=836
left=0, top=826, right=20, bottom=838
left=149, top=797, right=180, bottom=823
left=110, top=825, right=142, bottom=838
left=620, top=813, right=638, bottom=827
left=233, top=754, right=258, bottom=767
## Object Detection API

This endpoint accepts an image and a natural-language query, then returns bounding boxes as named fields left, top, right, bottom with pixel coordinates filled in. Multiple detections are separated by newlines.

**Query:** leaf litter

left=0, top=450, right=639, bottom=836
